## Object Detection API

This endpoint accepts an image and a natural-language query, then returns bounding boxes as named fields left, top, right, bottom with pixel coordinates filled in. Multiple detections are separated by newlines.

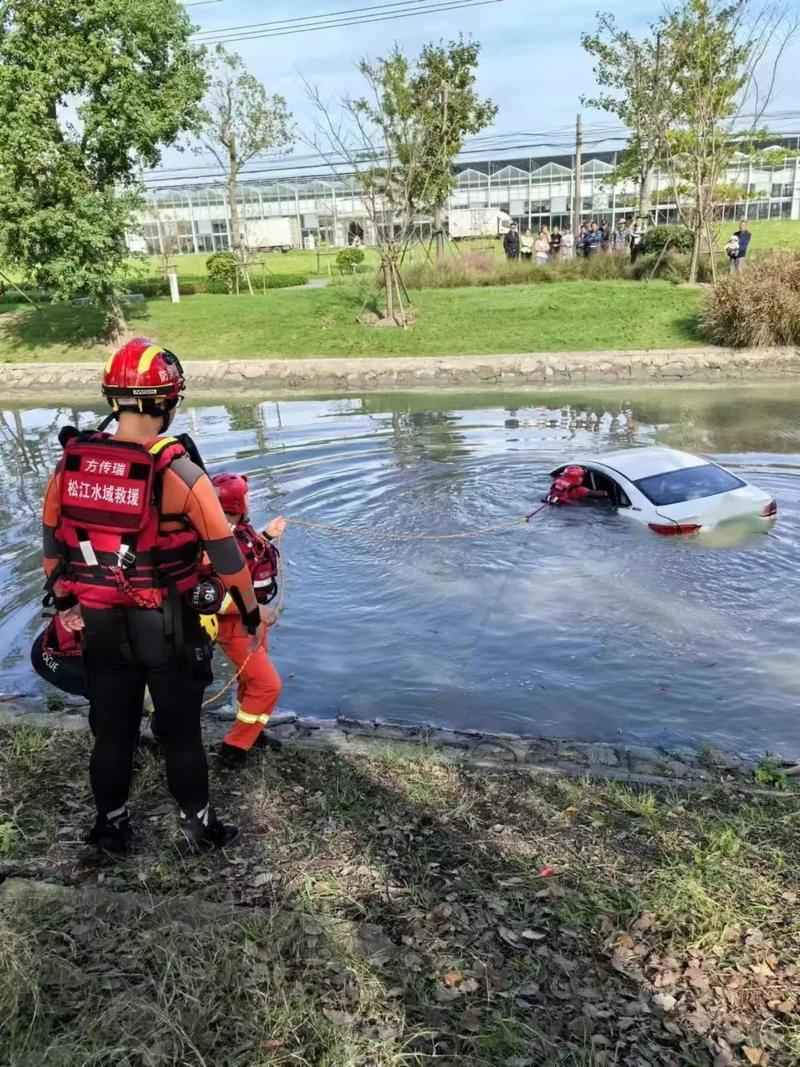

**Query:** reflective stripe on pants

left=217, top=613, right=281, bottom=752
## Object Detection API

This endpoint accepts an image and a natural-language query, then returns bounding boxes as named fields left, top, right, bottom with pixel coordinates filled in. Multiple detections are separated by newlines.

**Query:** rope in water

left=284, top=503, right=548, bottom=542
left=199, top=504, right=549, bottom=709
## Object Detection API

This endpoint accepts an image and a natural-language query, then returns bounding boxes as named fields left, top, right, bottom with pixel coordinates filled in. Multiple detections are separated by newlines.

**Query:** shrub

left=702, top=250, right=800, bottom=347
left=128, top=279, right=201, bottom=297
left=262, top=272, right=307, bottom=289
left=206, top=252, right=238, bottom=292
left=336, top=247, right=365, bottom=274
left=643, top=225, right=694, bottom=255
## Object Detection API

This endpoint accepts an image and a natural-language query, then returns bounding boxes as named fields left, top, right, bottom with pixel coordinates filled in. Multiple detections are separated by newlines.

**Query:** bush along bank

left=2, top=719, right=800, bottom=1066
left=703, top=250, right=800, bottom=347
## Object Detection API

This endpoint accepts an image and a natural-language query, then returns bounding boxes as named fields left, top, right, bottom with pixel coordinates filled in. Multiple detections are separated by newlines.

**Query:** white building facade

left=138, top=139, right=800, bottom=255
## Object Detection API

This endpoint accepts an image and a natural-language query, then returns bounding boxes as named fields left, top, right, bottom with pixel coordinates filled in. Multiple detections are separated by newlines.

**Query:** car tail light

left=762, top=499, right=777, bottom=517
left=648, top=523, right=702, bottom=536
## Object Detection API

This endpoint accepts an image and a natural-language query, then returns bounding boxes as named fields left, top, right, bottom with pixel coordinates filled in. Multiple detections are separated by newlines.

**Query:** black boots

left=87, top=805, right=133, bottom=855
left=178, top=804, right=239, bottom=852
left=218, top=733, right=283, bottom=770
left=217, top=742, right=248, bottom=769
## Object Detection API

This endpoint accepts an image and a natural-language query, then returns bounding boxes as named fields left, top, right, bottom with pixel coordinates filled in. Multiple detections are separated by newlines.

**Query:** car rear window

left=634, top=464, right=745, bottom=506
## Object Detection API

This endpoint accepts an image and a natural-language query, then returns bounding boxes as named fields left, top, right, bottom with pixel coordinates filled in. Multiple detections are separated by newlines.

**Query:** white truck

left=447, top=208, right=513, bottom=240
left=242, top=217, right=296, bottom=252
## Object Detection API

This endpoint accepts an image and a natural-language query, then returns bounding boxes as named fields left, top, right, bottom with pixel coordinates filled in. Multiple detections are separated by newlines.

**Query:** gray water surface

left=2, top=385, right=799, bottom=757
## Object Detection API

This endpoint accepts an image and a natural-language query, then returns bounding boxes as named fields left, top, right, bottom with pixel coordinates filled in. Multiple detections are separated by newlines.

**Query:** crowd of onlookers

left=503, top=217, right=649, bottom=265
left=502, top=217, right=753, bottom=273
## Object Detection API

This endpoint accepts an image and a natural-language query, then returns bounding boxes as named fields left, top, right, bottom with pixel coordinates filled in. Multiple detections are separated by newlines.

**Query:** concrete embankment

left=0, top=698, right=758, bottom=787
left=3, top=346, right=800, bottom=396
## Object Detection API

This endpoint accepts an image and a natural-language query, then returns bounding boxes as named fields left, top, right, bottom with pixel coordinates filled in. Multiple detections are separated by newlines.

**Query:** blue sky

left=179, top=0, right=800, bottom=169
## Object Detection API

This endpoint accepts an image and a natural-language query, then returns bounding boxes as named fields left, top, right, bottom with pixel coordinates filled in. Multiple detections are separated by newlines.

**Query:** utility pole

left=572, top=113, right=583, bottom=235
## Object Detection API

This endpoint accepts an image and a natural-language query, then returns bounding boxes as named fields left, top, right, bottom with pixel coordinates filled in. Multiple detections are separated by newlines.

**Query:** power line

left=197, top=0, right=503, bottom=44
left=191, top=0, right=445, bottom=37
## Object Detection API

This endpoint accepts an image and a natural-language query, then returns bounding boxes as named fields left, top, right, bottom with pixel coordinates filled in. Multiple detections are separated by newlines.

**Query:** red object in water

left=647, top=522, right=702, bottom=537
left=537, top=865, right=557, bottom=878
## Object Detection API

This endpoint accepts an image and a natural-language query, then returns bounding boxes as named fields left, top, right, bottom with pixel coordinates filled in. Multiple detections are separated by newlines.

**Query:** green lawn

left=0, top=281, right=703, bottom=362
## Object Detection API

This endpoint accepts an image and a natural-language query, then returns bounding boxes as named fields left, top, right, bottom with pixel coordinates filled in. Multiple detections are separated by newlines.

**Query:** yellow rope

left=284, top=515, right=531, bottom=542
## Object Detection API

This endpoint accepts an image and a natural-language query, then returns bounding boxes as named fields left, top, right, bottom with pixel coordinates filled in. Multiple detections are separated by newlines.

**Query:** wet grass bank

left=2, top=724, right=799, bottom=1066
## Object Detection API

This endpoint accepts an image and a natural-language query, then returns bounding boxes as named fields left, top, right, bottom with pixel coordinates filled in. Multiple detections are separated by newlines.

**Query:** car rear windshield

left=633, top=463, right=745, bottom=506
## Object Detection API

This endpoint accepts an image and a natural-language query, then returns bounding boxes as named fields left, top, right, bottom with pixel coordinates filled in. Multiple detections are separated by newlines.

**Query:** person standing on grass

left=577, top=223, right=588, bottom=256
left=730, top=219, right=751, bottom=272
left=503, top=223, right=520, bottom=260
left=549, top=226, right=562, bottom=259
left=520, top=227, right=533, bottom=262
left=584, top=221, right=603, bottom=255
left=612, top=218, right=630, bottom=254
left=600, top=220, right=611, bottom=252
left=41, top=339, right=261, bottom=855
left=630, top=217, right=647, bottom=263
left=561, top=226, right=575, bottom=258
left=534, top=228, right=550, bottom=265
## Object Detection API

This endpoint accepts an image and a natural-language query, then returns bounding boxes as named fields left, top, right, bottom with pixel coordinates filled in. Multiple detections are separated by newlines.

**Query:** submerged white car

left=551, top=446, right=777, bottom=536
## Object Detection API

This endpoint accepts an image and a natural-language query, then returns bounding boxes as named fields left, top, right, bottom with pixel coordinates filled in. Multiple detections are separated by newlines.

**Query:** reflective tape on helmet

left=137, top=345, right=165, bottom=375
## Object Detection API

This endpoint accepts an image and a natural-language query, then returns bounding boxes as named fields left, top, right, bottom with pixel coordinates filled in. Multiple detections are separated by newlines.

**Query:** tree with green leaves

left=583, top=0, right=796, bottom=283
left=653, top=0, right=796, bottom=281
left=355, top=40, right=496, bottom=260
left=198, top=46, right=294, bottom=288
left=408, top=39, right=497, bottom=259
left=0, top=0, right=206, bottom=336
left=581, top=14, right=675, bottom=219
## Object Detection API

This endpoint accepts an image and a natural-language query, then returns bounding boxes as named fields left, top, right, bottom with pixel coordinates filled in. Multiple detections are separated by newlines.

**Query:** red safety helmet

left=102, top=338, right=185, bottom=413
left=211, top=472, right=250, bottom=516
left=562, top=465, right=586, bottom=485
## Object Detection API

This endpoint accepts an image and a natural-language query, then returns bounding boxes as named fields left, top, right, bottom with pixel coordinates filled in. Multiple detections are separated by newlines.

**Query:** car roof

left=574, top=447, right=708, bottom=481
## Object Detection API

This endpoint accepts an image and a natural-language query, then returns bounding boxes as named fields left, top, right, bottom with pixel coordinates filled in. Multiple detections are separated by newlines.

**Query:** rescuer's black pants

left=82, top=603, right=213, bottom=818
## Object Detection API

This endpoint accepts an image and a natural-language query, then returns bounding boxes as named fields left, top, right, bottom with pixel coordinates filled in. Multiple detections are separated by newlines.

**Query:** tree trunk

left=689, top=227, right=701, bottom=285
left=228, top=158, right=241, bottom=261
left=384, top=259, right=395, bottom=323
left=433, top=203, right=445, bottom=262
left=638, top=166, right=652, bottom=219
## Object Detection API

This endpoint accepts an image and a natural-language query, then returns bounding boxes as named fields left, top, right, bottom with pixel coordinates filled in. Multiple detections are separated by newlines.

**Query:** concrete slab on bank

left=3, top=346, right=800, bottom=396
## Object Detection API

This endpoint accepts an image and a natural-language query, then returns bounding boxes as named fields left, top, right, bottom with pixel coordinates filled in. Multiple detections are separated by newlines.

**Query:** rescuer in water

left=41, top=338, right=261, bottom=854
left=211, top=472, right=286, bottom=768
left=546, top=465, right=609, bottom=505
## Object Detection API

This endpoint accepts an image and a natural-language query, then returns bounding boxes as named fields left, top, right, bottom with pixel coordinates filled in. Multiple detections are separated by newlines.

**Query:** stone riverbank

left=3, top=345, right=800, bottom=396
left=0, top=697, right=757, bottom=786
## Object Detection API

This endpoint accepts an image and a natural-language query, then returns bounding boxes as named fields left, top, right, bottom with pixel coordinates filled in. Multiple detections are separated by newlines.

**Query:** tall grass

left=702, top=251, right=800, bottom=347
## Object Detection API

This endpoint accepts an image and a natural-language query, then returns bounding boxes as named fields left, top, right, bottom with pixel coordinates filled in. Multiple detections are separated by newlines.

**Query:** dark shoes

left=218, top=742, right=249, bottom=769
left=178, top=805, right=239, bottom=853
left=87, top=806, right=133, bottom=855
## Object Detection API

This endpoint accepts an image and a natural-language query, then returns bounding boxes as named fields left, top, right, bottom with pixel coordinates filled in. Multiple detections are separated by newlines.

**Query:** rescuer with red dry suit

left=547, top=465, right=608, bottom=506
left=41, top=338, right=261, bottom=854
left=211, top=472, right=285, bottom=769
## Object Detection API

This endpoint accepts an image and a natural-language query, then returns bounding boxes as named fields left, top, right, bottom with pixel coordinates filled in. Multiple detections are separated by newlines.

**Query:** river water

left=2, top=385, right=799, bottom=758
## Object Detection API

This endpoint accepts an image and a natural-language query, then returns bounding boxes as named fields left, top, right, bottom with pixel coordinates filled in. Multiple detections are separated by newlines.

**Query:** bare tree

left=305, top=65, right=433, bottom=327
left=198, top=46, right=294, bottom=288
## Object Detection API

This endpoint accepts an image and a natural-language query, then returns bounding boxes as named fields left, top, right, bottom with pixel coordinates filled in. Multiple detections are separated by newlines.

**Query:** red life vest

left=54, top=433, right=202, bottom=610
left=232, top=521, right=279, bottom=605
left=547, top=477, right=591, bottom=505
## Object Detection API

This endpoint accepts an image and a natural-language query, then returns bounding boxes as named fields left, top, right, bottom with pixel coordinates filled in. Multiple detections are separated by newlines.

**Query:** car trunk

left=655, top=484, right=771, bottom=527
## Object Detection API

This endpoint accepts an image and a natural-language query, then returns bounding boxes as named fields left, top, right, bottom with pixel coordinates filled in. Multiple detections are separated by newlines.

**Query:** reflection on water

left=2, top=385, right=800, bottom=757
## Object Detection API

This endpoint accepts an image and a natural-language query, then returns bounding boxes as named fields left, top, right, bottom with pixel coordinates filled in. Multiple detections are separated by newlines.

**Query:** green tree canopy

left=0, top=0, right=206, bottom=330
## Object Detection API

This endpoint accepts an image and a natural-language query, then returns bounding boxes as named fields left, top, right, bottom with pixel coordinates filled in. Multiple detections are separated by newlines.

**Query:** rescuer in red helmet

left=210, top=472, right=286, bottom=768
left=41, top=338, right=261, bottom=855
left=547, top=465, right=608, bottom=505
